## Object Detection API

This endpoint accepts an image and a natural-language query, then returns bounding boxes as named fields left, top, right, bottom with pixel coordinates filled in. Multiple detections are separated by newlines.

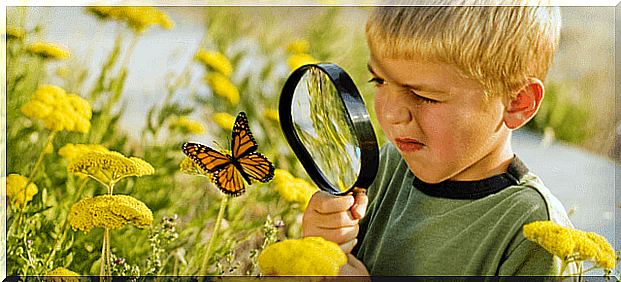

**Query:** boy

left=302, top=4, right=576, bottom=276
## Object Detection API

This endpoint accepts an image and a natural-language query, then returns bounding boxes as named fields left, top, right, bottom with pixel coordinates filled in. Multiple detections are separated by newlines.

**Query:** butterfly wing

left=238, top=152, right=275, bottom=183
left=214, top=163, right=246, bottom=196
left=231, top=112, right=258, bottom=159
left=182, top=142, right=230, bottom=173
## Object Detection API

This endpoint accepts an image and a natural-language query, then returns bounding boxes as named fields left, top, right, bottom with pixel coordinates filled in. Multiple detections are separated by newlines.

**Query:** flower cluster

left=205, top=73, right=239, bottom=105
left=70, top=194, right=153, bottom=233
left=45, top=267, right=80, bottom=276
left=286, top=39, right=317, bottom=70
left=5, top=174, right=38, bottom=207
left=523, top=221, right=617, bottom=270
left=7, top=27, right=24, bottom=42
left=66, top=150, right=154, bottom=185
left=212, top=112, right=236, bottom=131
left=25, top=41, right=70, bottom=60
left=180, top=157, right=214, bottom=181
left=195, top=49, right=233, bottom=77
left=21, top=85, right=91, bottom=133
left=168, top=116, right=205, bottom=135
left=258, top=237, right=347, bottom=276
left=273, top=169, right=318, bottom=210
left=86, top=6, right=174, bottom=33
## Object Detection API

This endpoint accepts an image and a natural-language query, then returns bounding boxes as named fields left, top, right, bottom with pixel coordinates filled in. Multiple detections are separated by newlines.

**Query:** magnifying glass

left=279, top=63, right=379, bottom=196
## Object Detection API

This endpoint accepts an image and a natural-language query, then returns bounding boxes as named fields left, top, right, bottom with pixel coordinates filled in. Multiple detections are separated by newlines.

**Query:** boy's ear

left=503, top=78, right=545, bottom=130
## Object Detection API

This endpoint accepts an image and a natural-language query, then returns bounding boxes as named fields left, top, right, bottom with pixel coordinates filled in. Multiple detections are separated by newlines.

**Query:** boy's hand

left=302, top=188, right=368, bottom=254
left=339, top=253, right=371, bottom=277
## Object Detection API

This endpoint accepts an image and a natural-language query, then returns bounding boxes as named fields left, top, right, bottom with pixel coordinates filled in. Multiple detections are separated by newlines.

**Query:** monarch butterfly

left=182, top=112, right=275, bottom=196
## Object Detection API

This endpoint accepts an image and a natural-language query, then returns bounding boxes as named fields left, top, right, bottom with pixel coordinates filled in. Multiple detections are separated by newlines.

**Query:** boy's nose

left=384, top=105, right=412, bottom=125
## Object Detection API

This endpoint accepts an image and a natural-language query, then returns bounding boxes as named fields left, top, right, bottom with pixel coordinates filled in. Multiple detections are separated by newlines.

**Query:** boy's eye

left=368, top=77, right=385, bottom=86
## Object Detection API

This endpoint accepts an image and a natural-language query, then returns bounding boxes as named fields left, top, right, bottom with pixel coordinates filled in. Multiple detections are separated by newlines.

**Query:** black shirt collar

left=412, top=156, right=529, bottom=200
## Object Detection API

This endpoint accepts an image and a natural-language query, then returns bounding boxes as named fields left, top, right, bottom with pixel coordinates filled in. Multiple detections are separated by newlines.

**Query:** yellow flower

left=25, top=41, right=70, bottom=60
left=5, top=174, right=38, bottom=207
left=7, top=27, right=24, bottom=41
left=212, top=112, right=236, bottom=130
left=69, top=194, right=153, bottom=233
left=169, top=116, right=205, bottom=135
left=287, top=53, right=318, bottom=70
left=85, top=5, right=115, bottom=21
left=59, top=143, right=110, bottom=162
left=44, top=267, right=79, bottom=282
left=523, top=221, right=618, bottom=270
left=180, top=157, right=215, bottom=182
left=263, top=109, right=279, bottom=123
left=114, top=6, right=174, bottom=33
left=67, top=150, right=154, bottom=184
left=258, top=237, right=347, bottom=276
left=286, top=39, right=310, bottom=54
left=20, top=86, right=92, bottom=133
left=195, top=49, right=233, bottom=77
left=205, top=73, right=239, bottom=105
left=273, top=169, right=318, bottom=210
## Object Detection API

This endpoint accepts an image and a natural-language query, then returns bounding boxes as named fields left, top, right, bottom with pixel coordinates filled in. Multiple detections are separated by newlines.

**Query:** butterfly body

left=183, top=112, right=274, bottom=196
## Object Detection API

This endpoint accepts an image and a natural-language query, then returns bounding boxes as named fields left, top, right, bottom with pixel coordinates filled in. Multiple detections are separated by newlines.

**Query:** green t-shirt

left=353, top=143, right=572, bottom=276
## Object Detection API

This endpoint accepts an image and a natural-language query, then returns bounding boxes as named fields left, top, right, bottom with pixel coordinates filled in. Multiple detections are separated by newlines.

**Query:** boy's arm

left=498, top=236, right=559, bottom=276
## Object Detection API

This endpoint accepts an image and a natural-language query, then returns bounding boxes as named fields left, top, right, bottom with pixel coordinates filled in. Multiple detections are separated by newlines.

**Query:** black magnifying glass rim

left=279, top=63, right=379, bottom=196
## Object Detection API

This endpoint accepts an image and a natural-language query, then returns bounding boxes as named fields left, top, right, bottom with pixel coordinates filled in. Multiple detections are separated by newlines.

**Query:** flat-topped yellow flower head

left=115, top=6, right=174, bottom=33
left=20, top=86, right=91, bottom=133
left=212, top=112, right=236, bottom=131
left=169, top=116, right=205, bottom=135
left=67, top=150, right=154, bottom=185
left=195, top=49, right=233, bottom=77
left=258, top=237, right=347, bottom=276
left=70, top=194, right=153, bottom=233
left=273, top=169, right=318, bottom=210
left=205, top=73, right=239, bottom=105
left=5, top=174, right=38, bottom=207
left=26, top=41, right=70, bottom=60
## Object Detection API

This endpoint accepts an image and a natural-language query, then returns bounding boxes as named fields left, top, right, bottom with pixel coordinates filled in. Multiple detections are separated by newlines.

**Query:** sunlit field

left=4, top=5, right=619, bottom=279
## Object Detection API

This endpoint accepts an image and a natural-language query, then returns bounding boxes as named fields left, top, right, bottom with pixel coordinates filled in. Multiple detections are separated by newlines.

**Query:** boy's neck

left=448, top=131, right=515, bottom=182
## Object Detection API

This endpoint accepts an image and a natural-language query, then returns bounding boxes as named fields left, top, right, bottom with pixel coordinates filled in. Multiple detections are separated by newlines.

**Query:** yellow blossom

left=205, top=73, right=239, bottom=105
left=5, top=174, right=38, bottom=207
left=169, top=116, right=205, bottom=134
left=44, top=267, right=80, bottom=282
left=67, top=150, right=154, bottom=184
left=7, top=27, right=24, bottom=41
left=25, top=41, right=70, bottom=60
left=85, top=6, right=115, bottom=21
left=258, top=237, right=347, bottom=276
left=273, top=169, right=318, bottom=210
left=263, top=109, right=279, bottom=123
left=195, top=49, right=233, bottom=77
left=114, top=6, right=174, bottom=33
left=212, top=112, right=236, bottom=130
left=69, top=195, right=153, bottom=233
left=523, top=221, right=618, bottom=270
left=286, top=39, right=310, bottom=54
left=288, top=53, right=318, bottom=70
left=20, top=86, right=92, bottom=133
left=180, top=157, right=214, bottom=182
left=59, top=143, right=110, bottom=162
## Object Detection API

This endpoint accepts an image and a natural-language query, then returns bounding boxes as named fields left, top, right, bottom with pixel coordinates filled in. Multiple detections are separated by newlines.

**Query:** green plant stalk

left=199, top=194, right=229, bottom=276
left=43, top=177, right=90, bottom=268
left=16, top=129, right=58, bottom=228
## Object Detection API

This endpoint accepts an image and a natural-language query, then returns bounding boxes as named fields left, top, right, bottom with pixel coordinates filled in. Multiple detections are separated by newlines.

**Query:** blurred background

left=3, top=2, right=619, bottom=278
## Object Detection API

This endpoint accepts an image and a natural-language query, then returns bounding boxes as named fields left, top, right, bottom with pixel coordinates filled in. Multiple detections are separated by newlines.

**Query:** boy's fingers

left=351, top=188, right=368, bottom=220
left=305, top=210, right=358, bottom=228
left=310, top=190, right=355, bottom=214
left=303, top=225, right=359, bottom=245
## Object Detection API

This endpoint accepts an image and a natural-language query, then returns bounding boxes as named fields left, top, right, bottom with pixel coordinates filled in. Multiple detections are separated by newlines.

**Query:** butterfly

left=182, top=112, right=275, bottom=196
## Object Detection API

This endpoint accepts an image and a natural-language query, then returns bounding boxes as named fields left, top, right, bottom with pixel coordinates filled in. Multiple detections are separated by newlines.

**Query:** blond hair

left=366, top=2, right=561, bottom=100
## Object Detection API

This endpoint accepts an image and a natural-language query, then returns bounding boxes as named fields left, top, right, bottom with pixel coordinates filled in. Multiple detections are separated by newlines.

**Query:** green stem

left=43, top=177, right=90, bottom=268
left=16, top=130, right=58, bottom=228
left=199, top=195, right=229, bottom=276
left=100, top=227, right=110, bottom=277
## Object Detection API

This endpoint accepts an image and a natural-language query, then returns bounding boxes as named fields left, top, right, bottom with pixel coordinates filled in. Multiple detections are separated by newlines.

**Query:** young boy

left=302, top=4, right=577, bottom=276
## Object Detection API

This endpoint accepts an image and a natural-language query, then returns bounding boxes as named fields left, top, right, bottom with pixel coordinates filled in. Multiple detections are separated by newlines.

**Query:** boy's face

left=368, top=51, right=513, bottom=183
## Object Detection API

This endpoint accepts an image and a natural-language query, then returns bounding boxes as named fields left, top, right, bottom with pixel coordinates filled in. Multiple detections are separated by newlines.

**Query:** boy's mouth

left=395, top=138, right=425, bottom=152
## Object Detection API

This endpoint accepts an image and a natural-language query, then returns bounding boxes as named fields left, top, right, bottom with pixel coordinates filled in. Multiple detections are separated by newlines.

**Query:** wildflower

left=212, top=112, right=236, bottom=131
left=58, top=143, right=110, bottom=162
left=5, top=174, right=38, bottom=207
left=258, top=237, right=347, bottom=276
left=288, top=53, right=318, bottom=70
left=44, top=267, right=80, bottom=282
left=7, top=27, right=24, bottom=41
left=205, top=73, right=239, bottom=105
left=263, top=109, right=279, bottom=123
left=273, top=169, right=318, bottom=210
left=67, top=150, right=154, bottom=185
left=180, top=157, right=214, bottom=181
left=169, top=116, right=205, bottom=135
left=25, top=41, right=70, bottom=60
left=115, top=6, right=174, bottom=33
left=85, top=6, right=116, bottom=21
left=523, top=221, right=618, bottom=271
left=70, top=194, right=153, bottom=233
left=195, top=49, right=233, bottom=77
left=21, top=85, right=92, bottom=133
left=286, top=39, right=310, bottom=54
left=45, top=266, right=80, bottom=276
